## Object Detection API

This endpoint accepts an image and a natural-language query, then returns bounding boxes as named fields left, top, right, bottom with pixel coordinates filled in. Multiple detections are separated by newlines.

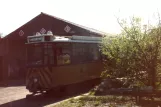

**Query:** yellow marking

left=41, top=69, right=51, bottom=87
left=46, top=67, right=52, bottom=82
left=45, top=67, right=52, bottom=73
left=43, top=67, right=52, bottom=84
left=38, top=68, right=49, bottom=88
left=26, top=67, right=53, bottom=89
left=40, top=68, right=50, bottom=87
left=37, top=69, right=45, bottom=87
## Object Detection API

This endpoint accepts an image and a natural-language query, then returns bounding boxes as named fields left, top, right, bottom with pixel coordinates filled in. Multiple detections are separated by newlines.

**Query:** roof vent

left=47, top=30, right=53, bottom=35
left=36, top=32, right=41, bottom=36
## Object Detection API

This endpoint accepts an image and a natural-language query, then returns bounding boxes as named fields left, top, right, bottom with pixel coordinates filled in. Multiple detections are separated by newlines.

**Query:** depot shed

left=0, top=12, right=104, bottom=82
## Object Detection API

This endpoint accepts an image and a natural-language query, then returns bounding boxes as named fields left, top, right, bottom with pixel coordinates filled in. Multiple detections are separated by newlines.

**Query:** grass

left=53, top=95, right=138, bottom=107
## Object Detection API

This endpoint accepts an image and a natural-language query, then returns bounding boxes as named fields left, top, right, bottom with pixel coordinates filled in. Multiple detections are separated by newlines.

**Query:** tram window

left=49, top=48, right=54, bottom=65
left=72, top=43, right=100, bottom=63
left=56, top=44, right=71, bottom=65
left=27, top=45, right=43, bottom=65
left=57, top=49, right=71, bottom=65
left=44, top=56, right=48, bottom=65
left=72, top=43, right=88, bottom=63
left=50, top=56, right=54, bottom=64
left=48, top=44, right=54, bottom=65
left=89, top=44, right=100, bottom=61
left=43, top=44, right=54, bottom=65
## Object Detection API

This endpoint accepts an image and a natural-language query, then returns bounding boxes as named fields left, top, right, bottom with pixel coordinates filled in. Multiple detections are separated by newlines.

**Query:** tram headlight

left=34, top=78, right=38, bottom=83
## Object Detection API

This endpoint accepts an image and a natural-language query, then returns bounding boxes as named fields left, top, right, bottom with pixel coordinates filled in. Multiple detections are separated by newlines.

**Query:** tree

left=101, top=16, right=161, bottom=89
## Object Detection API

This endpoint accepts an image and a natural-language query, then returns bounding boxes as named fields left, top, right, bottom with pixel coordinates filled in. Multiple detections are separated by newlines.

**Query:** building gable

left=4, top=12, right=103, bottom=42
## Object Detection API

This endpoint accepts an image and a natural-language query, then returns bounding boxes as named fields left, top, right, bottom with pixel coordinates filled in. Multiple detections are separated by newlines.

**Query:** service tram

left=25, top=31, right=103, bottom=97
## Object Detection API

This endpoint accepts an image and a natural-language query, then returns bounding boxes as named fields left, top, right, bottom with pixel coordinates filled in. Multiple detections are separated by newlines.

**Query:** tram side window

left=72, top=43, right=100, bottom=63
left=89, top=44, right=100, bottom=61
left=72, top=43, right=88, bottom=63
left=56, top=44, right=71, bottom=65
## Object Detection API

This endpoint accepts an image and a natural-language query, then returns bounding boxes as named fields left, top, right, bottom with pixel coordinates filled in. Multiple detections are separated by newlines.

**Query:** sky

left=0, top=0, right=161, bottom=36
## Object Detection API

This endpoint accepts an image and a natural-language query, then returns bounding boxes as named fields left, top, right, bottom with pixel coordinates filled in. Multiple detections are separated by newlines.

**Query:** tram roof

left=26, top=34, right=102, bottom=44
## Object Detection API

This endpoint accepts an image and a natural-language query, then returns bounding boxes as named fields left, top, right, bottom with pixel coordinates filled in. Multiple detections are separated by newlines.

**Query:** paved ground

left=0, top=86, right=29, bottom=106
left=0, top=86, right=86, bottom=107
left=0, top=80, right=96, bottom=107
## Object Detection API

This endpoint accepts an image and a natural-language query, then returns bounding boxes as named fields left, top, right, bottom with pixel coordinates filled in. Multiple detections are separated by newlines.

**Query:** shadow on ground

left=0, top=91, right=85, bottom=107
left=0, top=79, right=99, bottom=107
left=138, top=100, right=161, bottom=107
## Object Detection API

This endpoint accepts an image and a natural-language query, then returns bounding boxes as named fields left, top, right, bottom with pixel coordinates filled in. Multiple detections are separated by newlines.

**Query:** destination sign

left=28, top=36, right=44, bottom=43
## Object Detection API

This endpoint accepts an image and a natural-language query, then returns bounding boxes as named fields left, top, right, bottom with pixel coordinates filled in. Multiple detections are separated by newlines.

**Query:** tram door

left=44, top=44, right=54, bottom=65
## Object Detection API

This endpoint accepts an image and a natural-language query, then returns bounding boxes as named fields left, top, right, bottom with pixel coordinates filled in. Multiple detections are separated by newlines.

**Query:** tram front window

left=27, top=44, right=43, bottom=66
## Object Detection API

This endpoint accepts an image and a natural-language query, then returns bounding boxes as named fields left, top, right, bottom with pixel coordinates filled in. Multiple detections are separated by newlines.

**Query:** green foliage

left=101, top=16, right=161, bottom=88
left=69, top=98, right=75, bottom=103
left=54, top=95, right=136, bottom=107
left=93, top=101, right=101, bottom=106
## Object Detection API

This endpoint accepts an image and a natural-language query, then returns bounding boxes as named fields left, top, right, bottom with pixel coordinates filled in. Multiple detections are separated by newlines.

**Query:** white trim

left=72, top=35, right=102, bottom=41
left=25, top=40, right=101, bottom=44
left=27, top=34, right=102, bottom=44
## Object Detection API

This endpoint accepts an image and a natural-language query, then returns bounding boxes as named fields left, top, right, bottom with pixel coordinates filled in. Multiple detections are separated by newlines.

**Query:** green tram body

left=26, top=34, right=103, bottom=94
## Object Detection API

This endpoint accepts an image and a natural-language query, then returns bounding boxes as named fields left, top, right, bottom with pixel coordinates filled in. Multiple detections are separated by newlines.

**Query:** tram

left=25, top=31, right=103, bottom=97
